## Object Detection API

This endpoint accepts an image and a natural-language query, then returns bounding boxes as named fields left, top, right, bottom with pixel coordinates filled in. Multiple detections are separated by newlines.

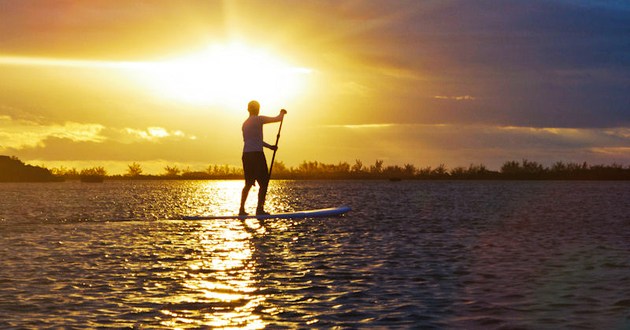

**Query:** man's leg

left=240, top=183, right=253, bottom=215
left=241, top=152, right=255, bottom=215
left=256, top=177, right=269, bottom=215
left=255, top=152, right=270, bottom=215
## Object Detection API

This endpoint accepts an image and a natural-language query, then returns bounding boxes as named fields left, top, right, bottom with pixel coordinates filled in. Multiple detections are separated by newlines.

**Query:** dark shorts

left=242, top=152, right=269, bottom=185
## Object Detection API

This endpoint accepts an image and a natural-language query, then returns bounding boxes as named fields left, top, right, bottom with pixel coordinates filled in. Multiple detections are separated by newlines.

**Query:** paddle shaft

left=268, top=116, right=284, bottom=178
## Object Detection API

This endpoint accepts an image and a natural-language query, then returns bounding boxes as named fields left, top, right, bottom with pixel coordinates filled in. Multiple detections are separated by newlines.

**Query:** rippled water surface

left=1, top=180, right=629, bottom=329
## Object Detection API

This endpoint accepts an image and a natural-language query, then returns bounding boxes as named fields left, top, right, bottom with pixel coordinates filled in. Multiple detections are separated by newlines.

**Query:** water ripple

left=1, top=180, right=629, bottom=328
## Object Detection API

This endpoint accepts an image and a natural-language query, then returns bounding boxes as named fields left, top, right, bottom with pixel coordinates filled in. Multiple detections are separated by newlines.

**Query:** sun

left=135, top=43, right=311, bottom=107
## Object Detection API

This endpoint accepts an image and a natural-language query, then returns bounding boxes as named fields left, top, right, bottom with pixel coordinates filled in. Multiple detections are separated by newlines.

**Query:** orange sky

left=1, top=1, right=629, bottom=174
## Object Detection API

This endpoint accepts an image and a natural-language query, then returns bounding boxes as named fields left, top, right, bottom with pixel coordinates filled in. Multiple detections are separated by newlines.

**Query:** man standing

left=240, top=100, right=287, bottom=216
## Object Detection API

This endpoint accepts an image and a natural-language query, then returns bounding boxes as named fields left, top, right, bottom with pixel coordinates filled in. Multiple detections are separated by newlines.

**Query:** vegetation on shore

left=2, top=155, right=629, bottom=182
left=51, top=158, right=630, bottom=181
left=0, top=156, right=61, bottom=182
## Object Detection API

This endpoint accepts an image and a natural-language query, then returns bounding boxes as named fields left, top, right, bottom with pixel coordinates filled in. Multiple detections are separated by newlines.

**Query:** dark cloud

left=323, top=0, right=630, bottom=128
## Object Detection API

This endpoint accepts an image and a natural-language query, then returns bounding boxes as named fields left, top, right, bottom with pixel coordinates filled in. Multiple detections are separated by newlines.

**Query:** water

left=1, top=180, right=629, bottom=329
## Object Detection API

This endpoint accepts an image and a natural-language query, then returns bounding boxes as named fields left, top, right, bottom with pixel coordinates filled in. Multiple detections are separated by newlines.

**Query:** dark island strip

left=2, top=155, right=630, bottom=182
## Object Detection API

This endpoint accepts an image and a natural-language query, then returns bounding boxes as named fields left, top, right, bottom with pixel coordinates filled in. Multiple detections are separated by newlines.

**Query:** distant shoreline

left=0, top=155, right=62, bottom=183
left=3, top=155, right=630, bottom=182
left=54, top=176, right=630, bottom=182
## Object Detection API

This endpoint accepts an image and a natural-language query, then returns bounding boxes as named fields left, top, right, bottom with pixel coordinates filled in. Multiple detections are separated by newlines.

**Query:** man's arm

left=263, top=142, right=277, bottom=150
left=262, top=109, right=286, bottom=149
left=260, top=109, right=287, bottom=124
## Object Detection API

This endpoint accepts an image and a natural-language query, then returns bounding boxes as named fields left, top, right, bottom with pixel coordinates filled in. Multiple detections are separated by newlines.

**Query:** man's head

left=247, top=100, right=260, bottom=115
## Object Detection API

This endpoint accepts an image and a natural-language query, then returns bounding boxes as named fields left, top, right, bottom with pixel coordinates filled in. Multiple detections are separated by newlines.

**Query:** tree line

left=0, top=155, right=61, bottom=182
left=48, top=158, right=630, bottom=181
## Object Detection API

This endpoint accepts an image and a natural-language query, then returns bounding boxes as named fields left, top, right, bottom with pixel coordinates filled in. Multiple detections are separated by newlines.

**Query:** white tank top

left=242, top=115, right=274, bottom=152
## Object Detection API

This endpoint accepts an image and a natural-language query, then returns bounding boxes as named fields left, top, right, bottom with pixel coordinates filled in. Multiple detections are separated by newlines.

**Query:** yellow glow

left=133, top=43, right=311, bottom=107
left=0, top=55, right=140, bottom=69
left=159, top=181, right=272, bottom=328
left=0, top=41, right=311, bottom=110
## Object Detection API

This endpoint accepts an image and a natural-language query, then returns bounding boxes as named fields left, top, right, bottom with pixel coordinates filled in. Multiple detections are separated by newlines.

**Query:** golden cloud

left=0, top=116, right=105, bottom=150
left=0, top=115, right=196, bottom=151
left=117, top=127, right=195, bottom=143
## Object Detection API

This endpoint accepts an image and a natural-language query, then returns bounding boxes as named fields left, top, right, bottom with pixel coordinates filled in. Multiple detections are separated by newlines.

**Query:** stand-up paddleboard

left=182, top=205, right=351, bottom=220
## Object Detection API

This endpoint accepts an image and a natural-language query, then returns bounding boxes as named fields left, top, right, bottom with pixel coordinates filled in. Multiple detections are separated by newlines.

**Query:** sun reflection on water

left=185, top=180, right=245, bottom=216
left=160, top=218, right=265, bottom=329
left=185, top=180, right=296, bottom=216
left=158, top=180, right=299, bottom=328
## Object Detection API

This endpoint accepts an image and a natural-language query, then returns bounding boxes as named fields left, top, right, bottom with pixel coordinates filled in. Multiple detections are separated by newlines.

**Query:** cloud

left=434, top=95, right=476, bottom=101
left=312, top=1, right=630, bottom=128
left=302, top=123, right=630, bottom=168
left=604, top=128, right=630, bottom=139
left=117, top=127, right=194, bottom=143
left=0, top=115, right=105, bottom=150
left=337, top=81, right=371, bottom=97
left=590, top=147, right=630, bottom=157
left=0, top=114, right=196, bottom=153
left=323, top=123, right=396, bottom=129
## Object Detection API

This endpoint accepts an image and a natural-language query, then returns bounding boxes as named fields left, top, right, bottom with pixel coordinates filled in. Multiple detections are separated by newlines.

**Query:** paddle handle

left=268, top=116, right=284, bottom=178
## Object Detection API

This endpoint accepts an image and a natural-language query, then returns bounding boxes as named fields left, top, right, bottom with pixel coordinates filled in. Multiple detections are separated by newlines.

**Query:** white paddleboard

left=182, top=205, right=351, bottom=220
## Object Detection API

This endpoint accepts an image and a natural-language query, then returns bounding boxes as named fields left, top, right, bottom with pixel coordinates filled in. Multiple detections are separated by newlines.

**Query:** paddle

left=268, top=110, right=285, bottom=178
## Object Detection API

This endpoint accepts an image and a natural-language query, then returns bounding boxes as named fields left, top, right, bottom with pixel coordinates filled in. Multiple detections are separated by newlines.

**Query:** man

left=240, top=100, right=287, bottom=216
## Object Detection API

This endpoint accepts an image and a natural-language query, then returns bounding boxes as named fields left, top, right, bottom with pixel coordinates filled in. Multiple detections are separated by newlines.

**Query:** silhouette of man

left=240, top=100, right=287, bottom=216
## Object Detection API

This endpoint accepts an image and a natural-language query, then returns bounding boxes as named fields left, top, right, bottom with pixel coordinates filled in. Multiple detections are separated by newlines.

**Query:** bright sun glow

left=0, top=42, right=310, bottom=109
left=136, top=43, right=312, bottom=107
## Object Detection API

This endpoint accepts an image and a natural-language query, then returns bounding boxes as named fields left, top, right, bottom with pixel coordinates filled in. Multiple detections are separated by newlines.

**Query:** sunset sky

left=1, top=0, right=629, bottom=174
